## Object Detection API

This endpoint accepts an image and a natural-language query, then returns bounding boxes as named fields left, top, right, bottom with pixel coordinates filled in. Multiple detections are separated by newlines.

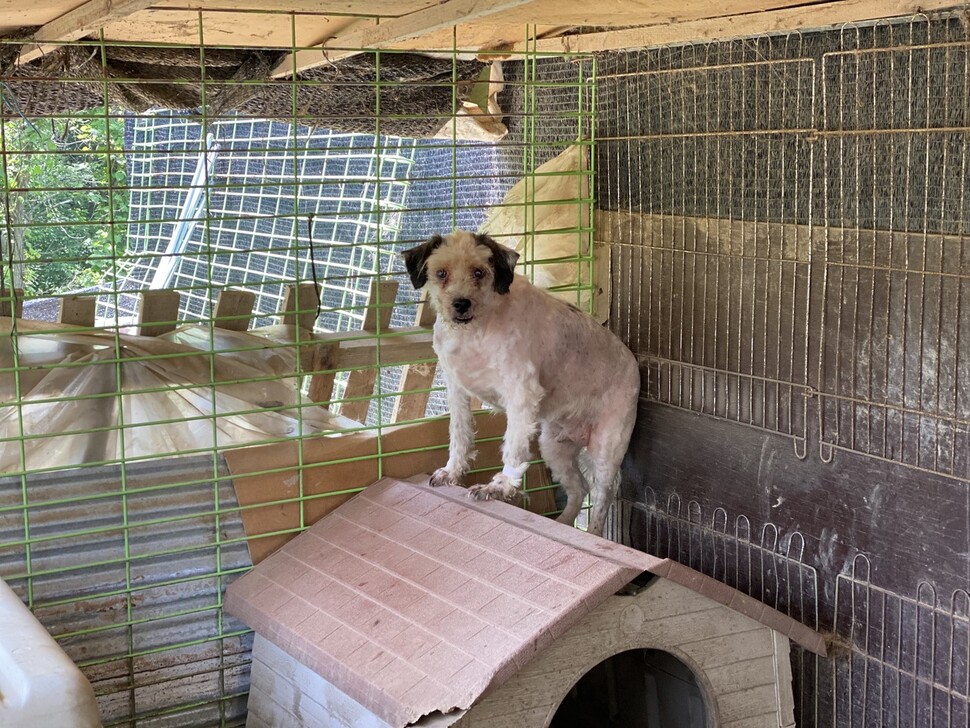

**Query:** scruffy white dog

left=402, top=230, right=639, bottom=537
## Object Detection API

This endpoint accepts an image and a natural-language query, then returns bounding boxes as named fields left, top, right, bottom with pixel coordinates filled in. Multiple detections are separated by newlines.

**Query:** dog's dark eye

left=436, top=269, right=447, bottom=280
left=472, top=268, right=485, bottom=280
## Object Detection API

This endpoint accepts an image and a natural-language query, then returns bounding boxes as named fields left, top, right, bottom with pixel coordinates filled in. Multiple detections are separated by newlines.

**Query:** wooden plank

left=361, top=280, right=400, bottom=332
left=0, top=288, right=23, bottom=319
left=225, top=410, right=509, bottom=563
left=390, top=358, right=437, bottom=422
left=137, top=290, right=180, bottom=337
left=99, top=9, right=362, bottom=49
left=340, top=279, right=399, bottom=423
left=281, top=282, right=319, bottom=332
left=213, top=288, right=256, bottom=331
left=58, top=295, right=96, bottom=328
left=247, top=324, right=435, bottom=369
left=522, top=461, right=559, bottom=517
left=390, top=295, right=437, bottom=423
left=514, top=0, right=966, bottom=54
left=334, top=330, right=434, bottom=370
left=495, top=0, right=810, bottom=27
left=269, top=16, right=371, bottom=78
left=306, top=342, right=339, bottom=407
left=18, top=0, right=156, bottom=65
left=271, top=0, right=536, bottom=77
left=153, top=0, right=436, bottom=13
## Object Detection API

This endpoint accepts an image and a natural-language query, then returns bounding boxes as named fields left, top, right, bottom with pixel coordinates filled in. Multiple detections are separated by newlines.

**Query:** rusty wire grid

left=601, top=10, right=970, bottom=728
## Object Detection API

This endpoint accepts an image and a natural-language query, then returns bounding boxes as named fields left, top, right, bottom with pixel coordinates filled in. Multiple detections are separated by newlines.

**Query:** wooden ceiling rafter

left=269, top=0, right=536, bottom=78
left=5, top=0, right=967, bottom=75
left=511, top=0, right=967, bottom=54
left=18, top=0, right=157, bottom=65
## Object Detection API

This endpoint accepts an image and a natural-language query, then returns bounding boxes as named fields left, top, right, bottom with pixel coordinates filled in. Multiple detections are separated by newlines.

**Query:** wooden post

left=339, top=279, right=399, bottom=423
left=0, top=288, right=23, bottom=318
left=58, top=295, right=97, bottom=327
left=137, top=290, right=180, bottom=336
left=214, top=288, right=256, bottom=331
left=307, top=342, right=340, bottom=407
left=281, top=282, right=319, bottom=332
left=391, top=294, right=438, bottom=422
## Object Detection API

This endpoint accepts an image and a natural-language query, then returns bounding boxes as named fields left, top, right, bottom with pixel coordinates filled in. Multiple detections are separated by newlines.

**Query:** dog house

left=226, top=477, right=825, bottom=727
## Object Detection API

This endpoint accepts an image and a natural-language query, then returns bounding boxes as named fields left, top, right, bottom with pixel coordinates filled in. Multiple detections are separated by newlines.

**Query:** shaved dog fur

left=402, top=230, right=639, bottom=537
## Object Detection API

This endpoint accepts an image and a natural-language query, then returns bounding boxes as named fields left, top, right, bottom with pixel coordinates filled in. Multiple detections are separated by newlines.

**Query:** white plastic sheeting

left=0, top=576, right=100, bottom=728
left=0, top=319, right=351, bottom=473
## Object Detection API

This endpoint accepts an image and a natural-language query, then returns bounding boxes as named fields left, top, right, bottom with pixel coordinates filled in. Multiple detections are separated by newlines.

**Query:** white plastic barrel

left=0, top=577, right=101, bottom=727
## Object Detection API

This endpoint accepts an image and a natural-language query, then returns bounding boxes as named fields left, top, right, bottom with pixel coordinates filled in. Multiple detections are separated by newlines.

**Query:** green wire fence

left=0, top=16, right=595, bottom=726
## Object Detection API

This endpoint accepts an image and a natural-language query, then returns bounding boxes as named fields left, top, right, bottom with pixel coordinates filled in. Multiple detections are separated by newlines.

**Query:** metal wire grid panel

left=617, top=492, right=970, bottom=727
left=600, top=12, right=970, bottom=728
left=818, top=27, right=970, bottom=480
left=834, top=559, right=970, bottom=728
left=0, top=27, right=595, bottom=728
left=597, top=38, right=817, bottom=452
left=598, top=15, right=970, bottom=479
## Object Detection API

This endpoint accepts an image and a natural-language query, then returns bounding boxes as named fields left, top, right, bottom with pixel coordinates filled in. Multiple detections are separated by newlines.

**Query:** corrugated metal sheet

left=0, top=454, right=254, bottom=727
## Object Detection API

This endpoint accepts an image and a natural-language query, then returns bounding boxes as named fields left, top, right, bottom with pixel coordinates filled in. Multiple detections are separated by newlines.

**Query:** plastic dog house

left=227, top=477, right=826, bottom=727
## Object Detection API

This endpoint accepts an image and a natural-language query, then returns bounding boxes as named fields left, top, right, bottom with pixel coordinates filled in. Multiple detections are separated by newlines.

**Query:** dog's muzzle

left=451, top=297, right=473, bottom=323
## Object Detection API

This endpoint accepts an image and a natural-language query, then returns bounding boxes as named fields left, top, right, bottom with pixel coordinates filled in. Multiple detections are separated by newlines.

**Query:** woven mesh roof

left=2, top=44, right=484, bottom=137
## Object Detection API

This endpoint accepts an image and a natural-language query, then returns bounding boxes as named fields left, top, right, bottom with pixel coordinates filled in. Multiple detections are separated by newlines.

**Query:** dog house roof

left=226, top=477, right=825, bottom=727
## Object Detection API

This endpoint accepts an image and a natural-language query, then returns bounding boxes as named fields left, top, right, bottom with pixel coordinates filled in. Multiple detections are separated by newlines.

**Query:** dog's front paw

left=468, top=474, right=522, bottom=504
left=430, top=468, right=462, bottom=488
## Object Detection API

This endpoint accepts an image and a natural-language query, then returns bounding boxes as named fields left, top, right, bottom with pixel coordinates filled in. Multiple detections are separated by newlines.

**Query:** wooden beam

left=248, top=324, right=434, bottom=372
left=512, top=0, right=967, bottom=54
left=391, top=295, right=438, bottom=423
left=214, top=288, right=256, bottom=331
left=340, top=279, right=399, bottom=423
left=58, top=295, right=97, bottom=328
left=307, top=342, right=340, bottom=407
left=271, top=0, right=535, bottom=78
left=281, top=282, right=319, bottom=332
left=18, top=0, right=156, bottom=65
left=335, top=329, right=432, bottom=370
left=137, top=290, right=180, bottom=337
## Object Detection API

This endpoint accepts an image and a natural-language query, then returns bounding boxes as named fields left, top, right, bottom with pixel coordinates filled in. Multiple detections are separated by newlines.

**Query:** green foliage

left=0, top=109, right=128, bottom=296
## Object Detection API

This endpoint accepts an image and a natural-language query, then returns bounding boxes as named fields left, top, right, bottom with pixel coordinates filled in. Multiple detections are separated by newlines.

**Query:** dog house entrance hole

left=549, top=648, right=709, bottom=728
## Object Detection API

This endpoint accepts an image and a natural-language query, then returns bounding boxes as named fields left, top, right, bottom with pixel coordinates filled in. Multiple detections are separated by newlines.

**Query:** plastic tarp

left=0, top=320, right=353, bottom=473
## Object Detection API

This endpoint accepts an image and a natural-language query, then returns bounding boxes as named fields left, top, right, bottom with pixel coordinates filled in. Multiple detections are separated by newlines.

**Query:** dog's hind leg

left=538, top=424, right=586, bottom=527
left=585, top=413, right=636, bottom=538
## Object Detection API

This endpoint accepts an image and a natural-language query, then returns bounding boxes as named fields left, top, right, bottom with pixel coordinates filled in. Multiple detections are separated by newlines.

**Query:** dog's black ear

left=401, top=234, right=443, bottom=289
left=475, top=234, right=520, bottom=294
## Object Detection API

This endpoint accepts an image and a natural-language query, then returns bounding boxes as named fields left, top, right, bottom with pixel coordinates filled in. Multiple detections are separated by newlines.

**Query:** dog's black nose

left=452, top=298, right=471, bottom=314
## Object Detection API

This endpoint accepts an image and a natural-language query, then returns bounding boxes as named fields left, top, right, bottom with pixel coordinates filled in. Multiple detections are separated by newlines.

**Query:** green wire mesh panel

left=0, top=22, right=594, bottom=727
